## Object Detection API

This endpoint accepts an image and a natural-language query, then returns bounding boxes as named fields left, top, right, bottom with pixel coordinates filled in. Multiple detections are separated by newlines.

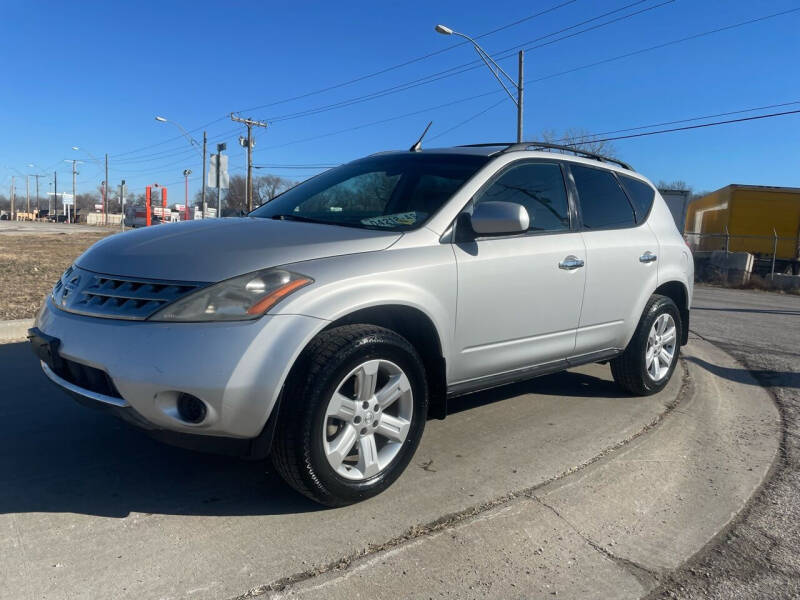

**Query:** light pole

left=435, top=24, right=524, bottom=142
left=156, top=116, right=207, bottom=218
left=182, top=169, right=192, bottom=221
left=73, top=146, right=108, bottom=224
left=64, top=159, right=81, bottom=223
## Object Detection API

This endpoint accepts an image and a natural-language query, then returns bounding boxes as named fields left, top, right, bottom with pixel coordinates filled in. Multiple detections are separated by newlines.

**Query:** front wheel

left=611, top=295, right=681, bottom=396
left=271, top=324, right=428, bottom=506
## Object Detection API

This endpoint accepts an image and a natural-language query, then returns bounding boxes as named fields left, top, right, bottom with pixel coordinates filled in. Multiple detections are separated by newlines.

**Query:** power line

left=584, top=108, right=800, bottom=144
left=105, top=1, right=579, bottom=162
left=428, top=98, right=508, bottom=141
left=235, top=0, right=580, bottom=115
left=263, top=7, right=800, bottom=150
left=573, top=100, right=800, bottom=141
left=94, top=0, right=672, bottom=167
left=265, top=0, right=671, bottom=123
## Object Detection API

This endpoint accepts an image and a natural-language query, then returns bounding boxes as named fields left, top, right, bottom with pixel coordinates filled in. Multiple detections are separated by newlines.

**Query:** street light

left=435, top=24, right=524, bottom=142
left=182, top=169, right=192, bottom=221
left=156, top=115, right=208, bottom=218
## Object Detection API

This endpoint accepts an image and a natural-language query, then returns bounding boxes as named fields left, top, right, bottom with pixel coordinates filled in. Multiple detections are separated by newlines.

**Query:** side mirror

left=469, top=201, right=530, bottom=235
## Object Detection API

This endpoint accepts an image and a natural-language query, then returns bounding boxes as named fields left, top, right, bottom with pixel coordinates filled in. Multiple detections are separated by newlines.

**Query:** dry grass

left=0, top=232, right=112, bottom=320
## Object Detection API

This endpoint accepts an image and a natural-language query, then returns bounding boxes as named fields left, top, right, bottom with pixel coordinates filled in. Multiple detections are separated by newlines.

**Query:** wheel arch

left=321, top=305, right=448, bottom=420
left=654, top=280, right=690, bottom=345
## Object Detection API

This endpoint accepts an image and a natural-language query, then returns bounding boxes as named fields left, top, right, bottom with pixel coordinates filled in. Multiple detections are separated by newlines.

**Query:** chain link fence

left=685, top=230, right=800, bottom=277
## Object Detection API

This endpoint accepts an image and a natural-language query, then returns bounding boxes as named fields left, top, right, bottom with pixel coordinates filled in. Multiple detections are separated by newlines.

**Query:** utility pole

left=104, top=153, right=109, bottom=226
left=230, top=113, right=268, bottom=212
left=32, top=174, right=43, bottom=216
left=215, top=143, right=226, bottom=217
left=70, top=160, right=78, bottom=224
left=53, top=171, right=57, bottom=218
left=10, top=176, right=14, bottom=221
left=120, top=180, right=126, bottom=231
left=201, top=131, right=207, bottom=218
left=26, top=175, right=30, bottom=215
left=517, top=50, right=524, bottom=143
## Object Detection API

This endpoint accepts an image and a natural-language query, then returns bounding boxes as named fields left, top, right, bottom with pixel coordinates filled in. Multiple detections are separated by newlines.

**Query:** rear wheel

left=611, top=295, right=681, bottom=396
left=271, top=324, right=427, bottom=506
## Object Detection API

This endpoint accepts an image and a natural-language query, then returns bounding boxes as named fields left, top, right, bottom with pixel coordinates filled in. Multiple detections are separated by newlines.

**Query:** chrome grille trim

left=51, top=266, right=208, bottom=320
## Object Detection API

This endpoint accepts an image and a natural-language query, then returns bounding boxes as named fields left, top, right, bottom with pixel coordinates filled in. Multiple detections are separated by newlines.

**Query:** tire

left=611, top=294, right=682, bottom=396
left=271, top=324, right=428, bottom=506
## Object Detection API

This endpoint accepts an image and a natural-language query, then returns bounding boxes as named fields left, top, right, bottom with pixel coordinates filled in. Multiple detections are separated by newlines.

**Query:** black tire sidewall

left=631, top=296, right=681, bottom=394
left=302, top=331, right=427, bottom=503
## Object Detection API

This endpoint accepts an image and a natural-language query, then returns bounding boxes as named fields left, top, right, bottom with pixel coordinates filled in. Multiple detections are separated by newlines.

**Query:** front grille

left=53, top=357, right=122, bottom=399
left=52, top=266, right=205, bottom=320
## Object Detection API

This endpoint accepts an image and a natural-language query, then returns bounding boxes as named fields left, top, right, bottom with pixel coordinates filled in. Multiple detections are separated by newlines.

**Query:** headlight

left=148, top=268, right=312, bottom=322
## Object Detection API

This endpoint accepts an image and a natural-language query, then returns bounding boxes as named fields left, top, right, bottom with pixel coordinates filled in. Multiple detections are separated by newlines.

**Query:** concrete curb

left=0, top=318, right=33, bottom=343
left=269, top=338, right=781, bottom=599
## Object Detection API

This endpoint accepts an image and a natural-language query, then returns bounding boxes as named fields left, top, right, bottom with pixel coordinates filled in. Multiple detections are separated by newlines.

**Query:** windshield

left=251, top=153, right=489, bottom=231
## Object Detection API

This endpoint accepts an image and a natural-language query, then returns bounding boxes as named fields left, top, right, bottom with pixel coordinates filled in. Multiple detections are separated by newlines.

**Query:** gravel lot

left=0, top=224, right=112, bottom=319
left=653, top=285, right=800, bottom=598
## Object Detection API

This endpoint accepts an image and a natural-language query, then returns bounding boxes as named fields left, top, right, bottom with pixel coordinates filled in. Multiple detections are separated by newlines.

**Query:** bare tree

left=539, top=128, right=618, bottom=158
left=656, top=179, right=692, bottom=192
left=253, top=174, right=295, bottom=207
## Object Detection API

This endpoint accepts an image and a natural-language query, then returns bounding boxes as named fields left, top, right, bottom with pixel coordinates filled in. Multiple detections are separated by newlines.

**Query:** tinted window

left=251, top=153, right=488, bottom=231
left=619, top=175, right=655, bottom=222
left=475, top=162, right=569, bottom=232
left=571, top=165, right=636, bottom=229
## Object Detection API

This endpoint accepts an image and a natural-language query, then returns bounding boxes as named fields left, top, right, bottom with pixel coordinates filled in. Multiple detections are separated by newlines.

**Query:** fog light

left=177, top=393, right=207, bottom=424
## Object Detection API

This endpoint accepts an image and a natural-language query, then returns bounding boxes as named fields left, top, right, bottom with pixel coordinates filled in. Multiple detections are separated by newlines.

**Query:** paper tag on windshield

left=361, top=212, right=421, bottom=228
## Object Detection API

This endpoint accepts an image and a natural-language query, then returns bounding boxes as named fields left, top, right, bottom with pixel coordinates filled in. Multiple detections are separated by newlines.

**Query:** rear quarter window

left=571, top=164, right=636, bottom=230
left=618, top=175, right=656, bottom=223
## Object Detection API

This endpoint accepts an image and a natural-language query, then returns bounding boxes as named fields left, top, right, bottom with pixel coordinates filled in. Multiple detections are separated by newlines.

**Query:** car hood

left=75, top=218, right=401, bottom=282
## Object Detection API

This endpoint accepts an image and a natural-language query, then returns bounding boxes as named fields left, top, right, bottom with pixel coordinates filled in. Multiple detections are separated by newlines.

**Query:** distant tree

left=253, top=174, right=295, bottom=207
left=0, top=193, right=9, bottom=212
left=656, top=179, right=692, bottom=192
left=191, top=174, right=297, bottom=216
left=540, top=128, right=618, bottom=158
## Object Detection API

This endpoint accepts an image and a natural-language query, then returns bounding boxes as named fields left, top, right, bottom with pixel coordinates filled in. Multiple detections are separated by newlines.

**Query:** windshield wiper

left=269, top=214, right=328, bottom=224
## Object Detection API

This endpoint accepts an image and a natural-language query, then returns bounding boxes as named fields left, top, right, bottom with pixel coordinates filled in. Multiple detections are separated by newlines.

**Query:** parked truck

left=685, top=184, right=800, bottom=274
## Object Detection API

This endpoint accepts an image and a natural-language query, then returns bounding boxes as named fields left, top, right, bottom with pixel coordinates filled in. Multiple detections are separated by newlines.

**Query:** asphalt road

left=0, top=284, right=787, bottom=599
left=0, top=340, right=683, bottom=599
left=653, top=285, right=800, bottom=599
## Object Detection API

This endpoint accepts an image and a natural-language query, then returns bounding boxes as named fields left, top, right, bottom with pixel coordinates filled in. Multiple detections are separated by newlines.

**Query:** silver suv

left=30, top=142, right=693, bottom=506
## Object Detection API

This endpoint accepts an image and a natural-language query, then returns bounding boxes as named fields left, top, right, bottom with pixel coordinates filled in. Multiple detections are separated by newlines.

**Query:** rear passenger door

left=451, top=160, right=586, bottom=387
left=568, top=164, right=659, bottom=359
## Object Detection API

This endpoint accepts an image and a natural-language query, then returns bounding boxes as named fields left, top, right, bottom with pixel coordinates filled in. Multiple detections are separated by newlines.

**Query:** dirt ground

left=0, top=231, right=113, bottom=320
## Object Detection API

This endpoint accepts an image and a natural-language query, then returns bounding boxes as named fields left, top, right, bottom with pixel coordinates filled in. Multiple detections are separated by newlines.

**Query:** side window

left=571, top=165, right=636, bottom=230
left=618, top=175, right=655, bottom=223
left=475, top=162, right=570, bottom=233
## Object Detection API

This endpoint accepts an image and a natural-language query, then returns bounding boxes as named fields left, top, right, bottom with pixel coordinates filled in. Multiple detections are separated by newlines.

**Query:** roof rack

left=457, top=141, right=633, bottom=171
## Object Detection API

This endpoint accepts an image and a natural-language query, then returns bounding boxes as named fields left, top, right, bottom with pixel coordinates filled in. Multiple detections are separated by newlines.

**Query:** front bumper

left=34, top=297, right=327, bottom=441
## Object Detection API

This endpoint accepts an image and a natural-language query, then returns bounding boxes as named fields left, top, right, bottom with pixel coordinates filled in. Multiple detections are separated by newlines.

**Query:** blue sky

left=2, top=0, right=799, bottom=201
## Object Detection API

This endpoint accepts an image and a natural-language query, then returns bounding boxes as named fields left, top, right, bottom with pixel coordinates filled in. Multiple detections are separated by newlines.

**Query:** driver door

left=451, top=160, right=586, bottom=388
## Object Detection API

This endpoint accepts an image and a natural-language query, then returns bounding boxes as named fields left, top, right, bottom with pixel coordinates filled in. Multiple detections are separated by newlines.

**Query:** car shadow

left=692, top=306, right=800, bottom=317
left=685, top=355, right=800, bottom=390
left=447, top=368, right=626, bottom=416
left=0, top=340, right=624, bottom=519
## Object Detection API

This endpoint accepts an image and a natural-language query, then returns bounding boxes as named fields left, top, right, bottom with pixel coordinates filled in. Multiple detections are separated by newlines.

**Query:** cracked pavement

left=651, top=285, right=800, bottom=599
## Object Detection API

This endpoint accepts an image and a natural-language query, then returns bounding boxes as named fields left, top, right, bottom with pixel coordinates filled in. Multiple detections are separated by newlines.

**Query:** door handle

left=559, top=255, right=585, bottom=270
left=639, top=251, right=658, bottom=263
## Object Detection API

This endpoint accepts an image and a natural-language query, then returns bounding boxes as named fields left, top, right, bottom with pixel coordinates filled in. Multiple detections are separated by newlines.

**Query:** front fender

left=271, top=245, right=458, bottom=365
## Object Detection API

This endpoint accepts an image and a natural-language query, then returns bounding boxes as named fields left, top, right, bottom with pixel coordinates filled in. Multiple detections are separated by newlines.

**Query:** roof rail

left=457, top=141, right=633, bottom=171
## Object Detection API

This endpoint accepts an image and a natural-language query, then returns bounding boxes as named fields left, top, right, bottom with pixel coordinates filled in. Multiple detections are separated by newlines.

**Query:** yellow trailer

left=686, top=184, right=800, bottom=267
